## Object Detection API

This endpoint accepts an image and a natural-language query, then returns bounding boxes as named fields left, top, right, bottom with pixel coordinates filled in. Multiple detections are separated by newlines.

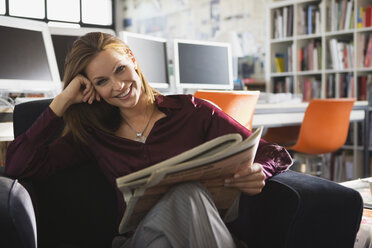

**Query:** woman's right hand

left=63, top=74, right=100, bottom=105
left=50, top=75, right=100, bottom=117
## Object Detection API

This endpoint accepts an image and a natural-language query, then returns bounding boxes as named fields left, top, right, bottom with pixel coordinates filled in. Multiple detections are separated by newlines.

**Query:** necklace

left=124, top=106, right=155, bottom=143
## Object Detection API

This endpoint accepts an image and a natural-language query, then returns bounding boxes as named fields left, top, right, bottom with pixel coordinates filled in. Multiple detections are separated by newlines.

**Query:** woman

left=5, top=32, right=292, bottom=247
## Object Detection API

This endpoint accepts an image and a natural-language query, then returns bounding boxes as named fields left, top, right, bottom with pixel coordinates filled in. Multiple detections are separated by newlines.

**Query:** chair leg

left=321, top=155, right=328, bottom=180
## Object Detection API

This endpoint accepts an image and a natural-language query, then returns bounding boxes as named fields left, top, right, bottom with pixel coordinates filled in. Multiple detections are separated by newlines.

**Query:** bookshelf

left=267, top=0, right=372, bottom=100
left=266, top=0, right=372, bottom=179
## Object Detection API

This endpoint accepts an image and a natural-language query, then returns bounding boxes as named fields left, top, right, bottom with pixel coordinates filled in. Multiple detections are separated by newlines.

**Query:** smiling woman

left=5, top=32, right=293, bottom=248
left=59, top=32, right=160, bottom=144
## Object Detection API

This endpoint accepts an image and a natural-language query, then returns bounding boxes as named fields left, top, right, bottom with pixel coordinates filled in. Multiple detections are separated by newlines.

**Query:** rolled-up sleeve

left=193, top=96, right=293, bottom=180
left=5, top=107, right=86, bottom=179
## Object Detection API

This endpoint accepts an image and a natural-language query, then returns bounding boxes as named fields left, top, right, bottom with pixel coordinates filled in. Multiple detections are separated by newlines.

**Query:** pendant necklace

left=124, top=106, right=155, bottom=143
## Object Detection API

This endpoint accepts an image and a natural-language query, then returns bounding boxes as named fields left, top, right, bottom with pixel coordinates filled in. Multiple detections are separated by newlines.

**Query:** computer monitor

left=49, top=27, right=116, bottom=81
left=119, top=31, right=170, bottom=89
left=173, top=39, right=233, bottom=90
left=0, top=16, right=61, bottom=96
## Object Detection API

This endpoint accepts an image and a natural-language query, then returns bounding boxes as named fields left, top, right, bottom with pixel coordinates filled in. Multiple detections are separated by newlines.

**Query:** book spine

left=283, top=7, right=288, bottom=38
left=298, top=47, right=304, bottom=71
left=357, top=6, right=362, bottom=28
left=366, top=6, right=372, bottom=27
left=275, top=53, right=285, bottom=72
left=360, top=76, right=367, bottom=100
left=287, top=6, right=293, bottom=37
left=308, top=5, right=313, bottom=34
left=315, top=8, right=320, bottom=33
left=329, top=39, right=339, bottom=70
left=344, top=1, right=352, bottom=30
left=350, top=7, right=354, bottom=29
left=364, top=35, right=372, bottom=68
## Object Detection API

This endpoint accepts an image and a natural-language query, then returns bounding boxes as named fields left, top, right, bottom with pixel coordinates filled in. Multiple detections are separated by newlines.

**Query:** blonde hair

left=62, top=32, right=159, bottom=143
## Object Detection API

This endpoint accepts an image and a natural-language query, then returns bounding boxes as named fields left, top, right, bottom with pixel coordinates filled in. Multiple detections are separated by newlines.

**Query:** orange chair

left=194, top=90, right=260, bottom=130
left=286, top=98, right=356, bottom=178
left=262, top=125, right=301, bottom=147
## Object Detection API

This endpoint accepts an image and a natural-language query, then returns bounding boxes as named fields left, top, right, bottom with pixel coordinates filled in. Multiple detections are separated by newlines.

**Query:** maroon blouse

left=5, top=94, right=293, bottom=220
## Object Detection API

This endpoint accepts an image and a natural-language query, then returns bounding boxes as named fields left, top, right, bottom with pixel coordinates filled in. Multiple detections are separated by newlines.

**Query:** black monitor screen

left=126, top=36, right=169, bottom=86
left=51, top=35, right=79, bottom=80
left=177, top=43, right=230, bottom=86
left=0, top=26, right=52, bottom=81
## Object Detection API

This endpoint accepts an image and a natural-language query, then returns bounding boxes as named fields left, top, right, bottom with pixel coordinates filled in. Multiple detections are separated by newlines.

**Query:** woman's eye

left=96, top=79, right=107, bottom=86
left=116, top=65, right=125, bottom=73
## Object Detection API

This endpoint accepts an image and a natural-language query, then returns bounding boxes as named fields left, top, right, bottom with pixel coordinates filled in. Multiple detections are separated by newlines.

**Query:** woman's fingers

left=64, top=74, right=99, bottom=105
left=233, top=163, right=262, bottom=179
left=224, top=163, right=266, bottom=195
left=79, top=76, right=98, bottom=104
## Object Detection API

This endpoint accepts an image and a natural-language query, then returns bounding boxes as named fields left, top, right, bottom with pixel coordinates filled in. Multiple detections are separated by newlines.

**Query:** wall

left=118, top=0, right=274, bottom=57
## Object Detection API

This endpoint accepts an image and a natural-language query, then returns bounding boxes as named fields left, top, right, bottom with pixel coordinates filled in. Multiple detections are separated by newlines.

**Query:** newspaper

left=116, top=126, right=263, bottom=233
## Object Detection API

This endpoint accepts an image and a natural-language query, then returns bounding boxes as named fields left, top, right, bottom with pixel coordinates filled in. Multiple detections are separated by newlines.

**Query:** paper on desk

left=340, top=178, right=372, bottom=209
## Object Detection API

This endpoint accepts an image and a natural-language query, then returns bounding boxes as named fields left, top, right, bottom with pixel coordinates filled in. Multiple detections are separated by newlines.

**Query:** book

left=340, top=178, right=372, bottom=209
left=365, top=35, right=372, bottom=68
left=274, top=53, right=285, bottom=72
left=283, top=6, right=288, bottom=38
left=287, top=6, right=293, bottom=37
left=344, top=0, right=352, bottom=30
left=340, top=0, right=348, bottom=30
left=354, top=208, right=372, bottom=248
left=115, top=126, right=263, bottom=233
left=329, top=38, right=339, bottom=70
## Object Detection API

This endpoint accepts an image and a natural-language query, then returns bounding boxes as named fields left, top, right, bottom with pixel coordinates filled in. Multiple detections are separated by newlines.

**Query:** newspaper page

left=117, top=126, right=263, bottom=233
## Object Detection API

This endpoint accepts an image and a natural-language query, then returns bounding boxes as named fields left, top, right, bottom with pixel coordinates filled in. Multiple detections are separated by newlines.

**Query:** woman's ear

left=126, top=48, right=137, bottom=69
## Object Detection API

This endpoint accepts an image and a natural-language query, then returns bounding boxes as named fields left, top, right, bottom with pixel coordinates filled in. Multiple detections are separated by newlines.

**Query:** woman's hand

left=62, top=74, right=100, bottom=105
left=50, top=74, right=100, bottom=117
left=224, top=163, right=266, bottom=195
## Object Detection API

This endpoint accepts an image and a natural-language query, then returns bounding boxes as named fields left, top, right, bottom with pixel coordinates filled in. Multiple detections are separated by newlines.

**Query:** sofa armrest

left=227, top=170, right=363, bottom=248
left=0, top=174, right=37, bottom=248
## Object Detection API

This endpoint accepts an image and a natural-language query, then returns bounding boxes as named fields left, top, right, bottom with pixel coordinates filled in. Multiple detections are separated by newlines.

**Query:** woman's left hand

left=224, top=163, right=266, bottom=195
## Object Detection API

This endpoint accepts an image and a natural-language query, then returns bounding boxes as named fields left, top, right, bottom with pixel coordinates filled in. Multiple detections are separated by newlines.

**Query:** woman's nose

left=114, top=81, right=125, bottom=91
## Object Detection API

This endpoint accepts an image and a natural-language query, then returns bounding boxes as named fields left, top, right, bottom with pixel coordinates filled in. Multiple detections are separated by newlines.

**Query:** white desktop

left=0, top=16, right=61, bottom=98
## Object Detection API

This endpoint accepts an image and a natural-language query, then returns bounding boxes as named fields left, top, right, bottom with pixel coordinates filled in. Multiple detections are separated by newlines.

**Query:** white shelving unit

left=266, top=0, right=372, bottom=179
left=266, top=0, right=372, bottom=99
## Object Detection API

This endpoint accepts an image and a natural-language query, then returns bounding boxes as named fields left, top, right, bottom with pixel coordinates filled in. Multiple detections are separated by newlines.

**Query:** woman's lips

left=116, top=84, right=132, bottom=99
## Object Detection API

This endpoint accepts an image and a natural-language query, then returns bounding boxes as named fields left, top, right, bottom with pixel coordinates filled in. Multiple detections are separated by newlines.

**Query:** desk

left=0, top=107, right=14, bottom=142
left=0, top=122, right=13, bottom=142
left=253, top=101, right=370, bottom=177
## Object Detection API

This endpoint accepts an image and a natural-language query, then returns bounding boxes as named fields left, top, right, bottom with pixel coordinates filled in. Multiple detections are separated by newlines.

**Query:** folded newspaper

left=116, top=126, right=263, bottom=233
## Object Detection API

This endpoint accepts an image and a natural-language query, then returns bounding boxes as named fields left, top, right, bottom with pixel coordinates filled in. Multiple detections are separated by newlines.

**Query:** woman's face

left=85, top=48, right=142, bottom=110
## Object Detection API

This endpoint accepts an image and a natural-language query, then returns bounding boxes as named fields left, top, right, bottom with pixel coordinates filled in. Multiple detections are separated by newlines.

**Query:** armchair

left=0, top=99, right=363, bottom=248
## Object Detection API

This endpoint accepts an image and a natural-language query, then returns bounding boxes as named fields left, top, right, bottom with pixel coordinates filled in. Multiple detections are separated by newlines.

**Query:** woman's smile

left=116, top=84, right=132, bottom=99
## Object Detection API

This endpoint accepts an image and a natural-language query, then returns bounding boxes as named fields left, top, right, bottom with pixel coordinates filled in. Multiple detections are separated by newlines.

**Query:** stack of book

left=327, top=0, right=354, bottom=31
left=274, top=44, right=293, bottom=73
left=273, top=77, right=293, bottom=93
left=273, top=5, right=294, bottom=39
left=357, top=74, right=372, bottom=101
left=298, top=39, right=322, bottom=71
left=357, top=5, right=372, bottom=28
left=358, top=33, right=372, bottom=68
left=326, top=73, right=354, bottom=98
left=298, top=3, right=321, bottom=35
left=300, top=76, right=321, bottom=101
left=328, top=38, right=355, bottom=70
